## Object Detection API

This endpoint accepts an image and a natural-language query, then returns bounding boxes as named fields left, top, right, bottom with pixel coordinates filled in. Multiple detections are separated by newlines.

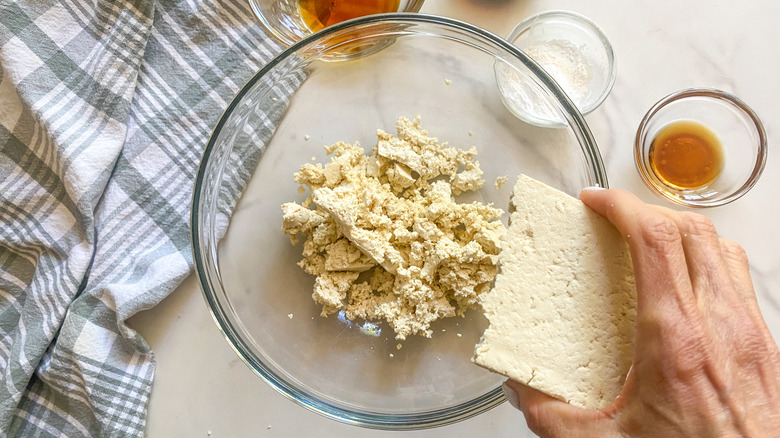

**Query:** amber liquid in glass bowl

left=649, top=120, right=724, bottom=190
left=299, top=0, right=401, bottom=32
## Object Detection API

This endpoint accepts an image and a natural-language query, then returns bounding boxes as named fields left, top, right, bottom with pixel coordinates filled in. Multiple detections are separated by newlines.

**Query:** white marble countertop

left=127, top=0, right=780, bottom=436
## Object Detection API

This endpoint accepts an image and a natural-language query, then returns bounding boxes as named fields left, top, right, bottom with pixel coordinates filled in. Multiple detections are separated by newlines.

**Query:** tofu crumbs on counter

left=282, top=116, right=506, bottom=340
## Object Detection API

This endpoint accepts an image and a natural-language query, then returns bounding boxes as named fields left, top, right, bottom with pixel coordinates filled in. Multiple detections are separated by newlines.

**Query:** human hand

left=502, top=188, right=780, bottom=437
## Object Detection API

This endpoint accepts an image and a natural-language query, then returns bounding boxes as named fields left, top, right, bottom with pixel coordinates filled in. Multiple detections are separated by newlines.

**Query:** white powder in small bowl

left=495, top=11, right=615, bottom=127
left=523, top=39, right=593, bottom=104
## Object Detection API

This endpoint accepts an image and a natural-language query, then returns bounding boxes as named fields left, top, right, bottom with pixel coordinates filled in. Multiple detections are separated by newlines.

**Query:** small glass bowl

left=635, top=88, right=767, bottom=207
left=248, top=0, right=426, bottom=47
left=497, top=10, right=616, bottom=127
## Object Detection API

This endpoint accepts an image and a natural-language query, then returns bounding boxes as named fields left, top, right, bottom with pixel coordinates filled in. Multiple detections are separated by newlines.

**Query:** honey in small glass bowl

left=635, top=88, right=767, bottom=208
left=648, top=119, right=724, bottom=190
left=248, top=0, right=426, bottom=47
left=299, top=0, right=401, bottom=32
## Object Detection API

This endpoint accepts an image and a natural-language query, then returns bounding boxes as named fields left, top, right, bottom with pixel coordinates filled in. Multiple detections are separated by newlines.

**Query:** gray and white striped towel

left=0, top=0, right=280, bottom=435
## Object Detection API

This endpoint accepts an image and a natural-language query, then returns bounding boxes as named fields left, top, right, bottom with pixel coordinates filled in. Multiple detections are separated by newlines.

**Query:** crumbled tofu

left=281, top=202, right=327, bottom=245
left=494, top=175, right=508, bottom=190
left=282, top=116, right=505, bottom=340
left=445, top=78, right=452, bottom=85
left=323, top=238, right=376, bottom=272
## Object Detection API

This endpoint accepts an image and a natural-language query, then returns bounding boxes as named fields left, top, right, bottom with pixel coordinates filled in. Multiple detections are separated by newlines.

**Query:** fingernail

left=502, top=381, right=520, bottom=410
left=581, top=186, right=606, bottom=191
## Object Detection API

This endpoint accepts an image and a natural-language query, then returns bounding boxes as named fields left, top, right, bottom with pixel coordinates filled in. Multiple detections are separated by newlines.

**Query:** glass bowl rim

left=191, top=13, right=607, bottom=430
left=506, top=9, right=617, bottom=115
left=633, top=87, right=768, bottom=208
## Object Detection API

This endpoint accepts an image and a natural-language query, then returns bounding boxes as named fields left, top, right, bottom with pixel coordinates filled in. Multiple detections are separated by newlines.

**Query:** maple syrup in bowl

left=249, top=0, right=425, bottom=47
left=635, top=88, right=767, bottom=207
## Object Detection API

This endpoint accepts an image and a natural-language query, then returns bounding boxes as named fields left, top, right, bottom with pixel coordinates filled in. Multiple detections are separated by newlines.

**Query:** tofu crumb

left=468, top=131, right=474, bottom=137
left=282, top=116, right=505, bottom=340
left=457, top=333, right=462, bottom=337
left=288, top=313, right=294, bottom=319
left=389, top=353, right=394, bottom=358
left=445, top=78, right=452, bottom=85
left=495, top=175, right=508, bottom=190
left=396, top=343, right=402, bottom=350
left=304, top=135, right=310, bottom=141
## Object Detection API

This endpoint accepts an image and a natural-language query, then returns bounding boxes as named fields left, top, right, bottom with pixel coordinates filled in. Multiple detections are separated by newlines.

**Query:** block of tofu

left=473, top=175, right=636, bottom=410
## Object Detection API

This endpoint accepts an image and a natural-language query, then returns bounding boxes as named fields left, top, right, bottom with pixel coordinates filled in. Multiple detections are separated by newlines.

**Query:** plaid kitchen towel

left=0, top=0, right=281, bottom=435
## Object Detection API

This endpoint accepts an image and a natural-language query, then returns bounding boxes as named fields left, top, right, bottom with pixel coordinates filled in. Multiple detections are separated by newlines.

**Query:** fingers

left=646, top=207, right=738, bottom=307
left=580, top=188, right=754, bottom=308
left=718, top=238, right=756, bottom=303
left=580, top=188, right=774, bottom=366
left=577, top=189, right=780, bottom=434
left=583, top=189, right=757, bottom=318
left=503, top=380, right=617, bottom=437
left=579, top=188, right=695, bottom=317
left=718, top=238, right=779, bottom=346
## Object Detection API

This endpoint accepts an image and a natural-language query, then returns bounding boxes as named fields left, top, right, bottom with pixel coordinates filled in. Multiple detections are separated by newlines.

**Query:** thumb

left=503, top=380, right=618, bottom=438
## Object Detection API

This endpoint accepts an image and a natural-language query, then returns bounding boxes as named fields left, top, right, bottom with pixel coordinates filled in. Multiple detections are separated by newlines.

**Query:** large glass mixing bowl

left=192, top=14, right=607, bottom=430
